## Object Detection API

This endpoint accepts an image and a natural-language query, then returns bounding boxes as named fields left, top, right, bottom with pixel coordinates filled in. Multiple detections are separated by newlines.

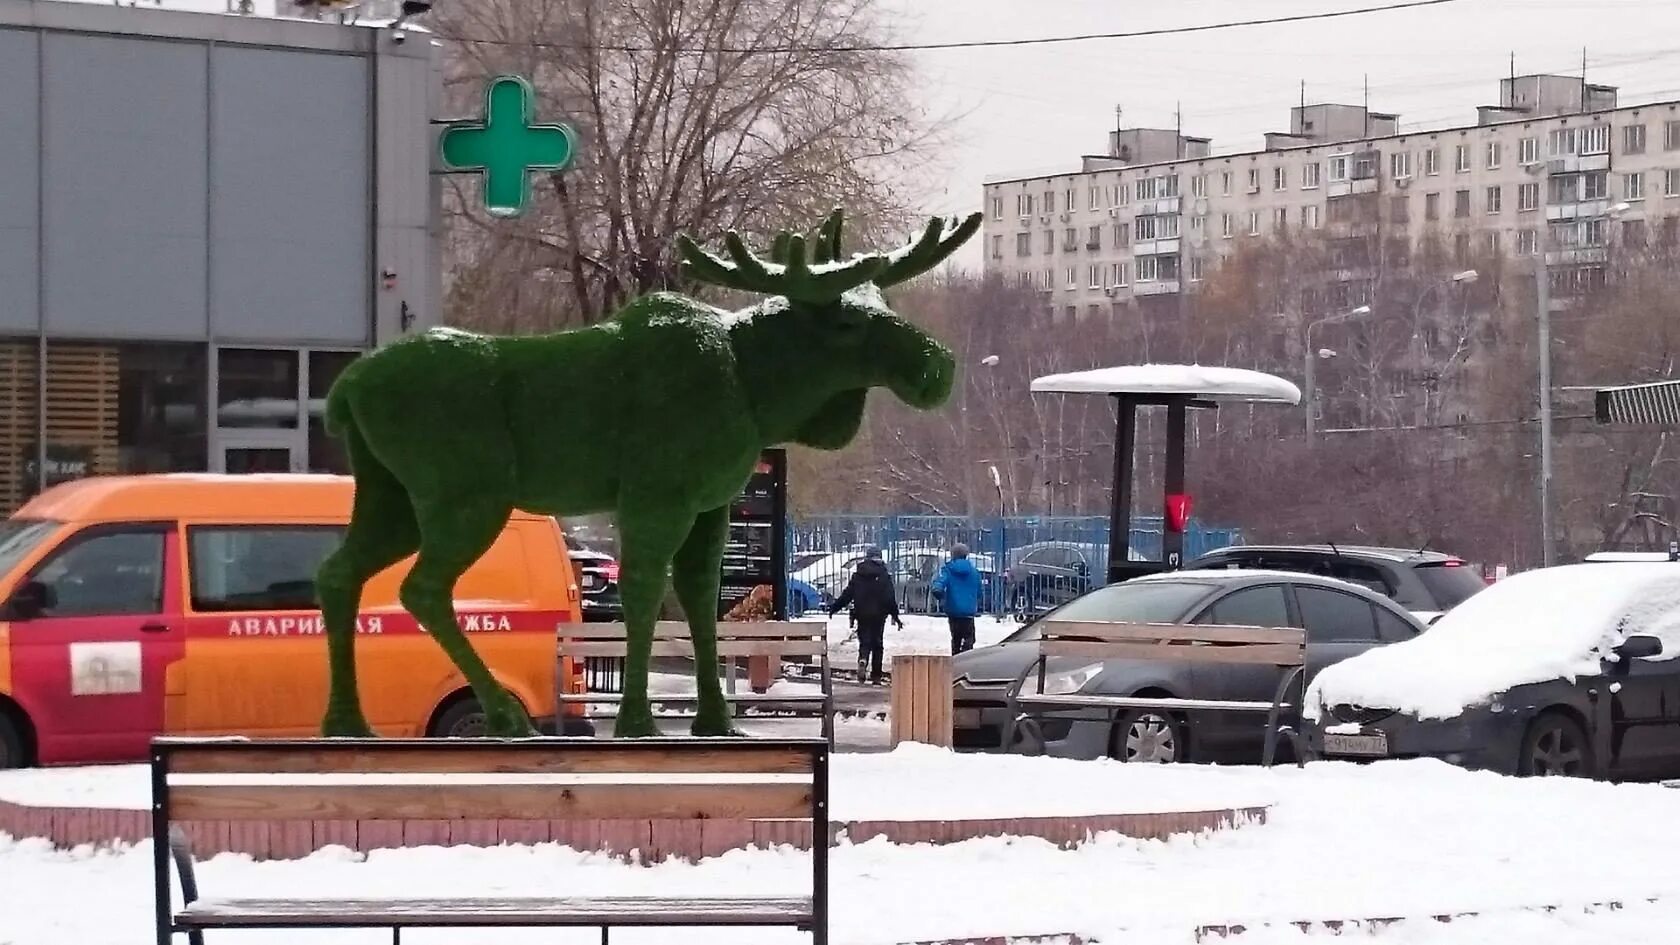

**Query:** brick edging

left=0, top=798, right=1264, bottom=861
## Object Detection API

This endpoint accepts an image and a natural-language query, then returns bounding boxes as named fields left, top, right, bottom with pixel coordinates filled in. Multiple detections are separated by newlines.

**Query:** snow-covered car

left=1307, top=563, right=1680, bottom=779
left=952, top=570, right=1424, bottom=762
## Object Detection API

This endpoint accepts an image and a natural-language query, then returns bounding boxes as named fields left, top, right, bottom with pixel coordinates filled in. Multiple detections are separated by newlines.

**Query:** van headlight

left=1040, top=663, right=1104, bottom=695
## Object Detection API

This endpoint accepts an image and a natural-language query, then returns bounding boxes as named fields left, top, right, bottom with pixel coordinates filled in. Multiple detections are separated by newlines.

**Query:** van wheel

left=430, top=698, right=489, bottom=738
left=0, top=713, right=24, bottom=769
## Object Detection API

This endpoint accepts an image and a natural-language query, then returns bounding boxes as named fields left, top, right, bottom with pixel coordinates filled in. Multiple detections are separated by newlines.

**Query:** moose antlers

left=677, top=208, right=983, bottom=302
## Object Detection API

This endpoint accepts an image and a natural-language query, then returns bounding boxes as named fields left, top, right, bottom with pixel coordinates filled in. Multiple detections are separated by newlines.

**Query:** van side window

left=30, top=528, right=165, bottom=617
left=189, top=526, right=344, bottom=611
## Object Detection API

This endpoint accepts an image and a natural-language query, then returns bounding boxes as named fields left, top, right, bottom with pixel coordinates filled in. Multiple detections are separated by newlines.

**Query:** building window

left=1485, top=141, right=1502, bottom=169
left=1189, top=256, right=1206, bottom=281
left=1418, top=147, right=1436, bottom=176
left=1018, top=194, right=1034, bottom=216
left=1135, top=214, right=1180, bottom=240
left=991, top=234, right=1003, bottom=257
left=1273, top=207, right=1289, bottom=232
left=1303, top=204, right=1321, bottom=229
left=1247, top=168, right=1261, bottom=193
left=1089, top=187, right=1101, bottom=210
left=1517, top=228, right=1537, bottom=255
left=1119, top=182, right=1130, bottom=205
left=1519, top=136, right=1539, bottom=165
left=1062, top=227, right=1078, bottom=251
left=1666, top=169, right=1680, bottom=197
left=1016, top=272, right=1030, bottom=289
left=1453, top=232, right=1470, bottom=263
left=1221, top=213, right=1233, bottom=238
left=1137, top=255, right=1178, bottom=282
left=1626, top=172, right=1646, bottom=201
left=1518, top=181, right=1540, bottom=211
left=1273, top=166, right=1287, bottom=191
left=1454, top=144, right=1471, bottom=172
left=991, top=197, right=1003, bottom=219
left=1190, top=214, right=1206, bottom=233
left=218, top=348, right=300, bottom=430
left=1191, top=174, right=1206, bottom=198
left=1584, top=218, right=1607, bottom=246
left=1584, top=171, right=1609, bottom=200
left=1220, top=172, right=1232, bottom=196
left=1581, top=124, right=1611, bottom=155
left=1111, top=262, right=1129, bottom=286
left=1328, top=156, right=1349, bottom=182
left=1485, top=231, right=1501, bottom=254
left=1064, top=188, right=1076, bottom=212
left=1113, top=222, right=1130, bottom=246
left=1065, top=266, right=1078, bottom=289
left=1088, top=264, right=1102, bottom=289
left=1042, top=230, right=1054, bottom=254
left=1043, top=189, right=1056, bottom=212
left=1390, top=195, right=1410, bottom=223
left=1016, top=233, right=1032, bottom=256
left=1624, top=219, right=1648, bottom=247
left=1425, top=192, right=1440, bottom=220
left=1390, top=152, right=1412, bottom=179
left=1303, top=162, right=1321, bottom=189
left=1625, top=124, right=1647, bottom=155
left=1667, top=120, right=1680, bottom=151
left=1246, top=211, right=1261, bottom=235
left=1040, top=269, right=1052, bottom=290
left=1088, top=225, right=1103, bottom=250
left=1549, top=128, right=1577, bottom=156
left=1454, top=189, right=1471, bottom=218
left=1486, top=185, right=1503, bottom=214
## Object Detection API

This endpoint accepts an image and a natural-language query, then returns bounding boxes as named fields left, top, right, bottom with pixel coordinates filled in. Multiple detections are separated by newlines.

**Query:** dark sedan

left=952, top=570, right=1426, bottom=763
left=1307, top=563, right=1680, bottom=780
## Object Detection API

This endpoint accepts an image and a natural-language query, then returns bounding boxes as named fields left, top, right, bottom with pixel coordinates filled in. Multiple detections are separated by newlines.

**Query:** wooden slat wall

left=0, top=341, right=120, bottom=514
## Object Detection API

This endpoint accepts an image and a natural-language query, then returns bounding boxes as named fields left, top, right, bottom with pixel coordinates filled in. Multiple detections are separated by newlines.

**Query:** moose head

left=678, top=208, right=981, bottom=450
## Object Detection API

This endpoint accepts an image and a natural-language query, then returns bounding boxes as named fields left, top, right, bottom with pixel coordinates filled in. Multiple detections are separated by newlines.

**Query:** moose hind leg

left=316, top=434, right=420, bottom=737
left=670, top=506, right=738, bottom=737
left=614, top=508, right=695, bottom=738
left=401, top=497, right=534, bottom=738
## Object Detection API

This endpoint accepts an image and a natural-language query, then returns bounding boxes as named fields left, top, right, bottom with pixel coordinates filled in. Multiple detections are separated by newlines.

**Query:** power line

left=447, top=0, right=1462, bottom=55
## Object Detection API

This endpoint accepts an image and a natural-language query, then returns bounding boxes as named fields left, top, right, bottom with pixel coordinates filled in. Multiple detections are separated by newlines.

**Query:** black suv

left=1184, top=544, right=1484, bottom=622
left=565, top=534, right=623, bottom=622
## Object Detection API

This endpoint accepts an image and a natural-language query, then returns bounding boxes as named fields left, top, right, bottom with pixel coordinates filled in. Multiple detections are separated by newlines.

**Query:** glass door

left=217, top=437, right=301, bottom=474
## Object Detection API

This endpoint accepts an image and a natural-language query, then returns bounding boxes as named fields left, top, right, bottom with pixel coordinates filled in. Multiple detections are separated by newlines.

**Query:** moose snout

left=893, top=345, right=956, bottom=409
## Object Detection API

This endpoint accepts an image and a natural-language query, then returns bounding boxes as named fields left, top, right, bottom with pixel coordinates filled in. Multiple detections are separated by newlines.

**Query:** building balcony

left=1327, top=178, right=1380, bottom=198
left=1546, top=153, right=1611, bottom=175
left=1545, top=247, right=1609, bottom=266
left=1132, top=280, right=1181, bottom=296
left=1133, top=238, right=1181, bottom=256
left=1546, top=199, right=1611, bottom=221
left=1147, top=197, right=1181, bottom=215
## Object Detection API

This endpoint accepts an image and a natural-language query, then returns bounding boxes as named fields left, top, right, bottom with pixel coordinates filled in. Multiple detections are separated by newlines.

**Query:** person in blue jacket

left=930, top=542, right=983, bottom=654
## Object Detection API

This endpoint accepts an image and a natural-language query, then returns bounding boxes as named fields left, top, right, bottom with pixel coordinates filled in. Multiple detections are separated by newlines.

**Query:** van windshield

left=0, top=519, right=61, bottom=578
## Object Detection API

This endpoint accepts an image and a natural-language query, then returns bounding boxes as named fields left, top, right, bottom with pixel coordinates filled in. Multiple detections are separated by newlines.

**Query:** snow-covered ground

left=6, top=754, right=1680, bottom=942
left=814, top=613, right=1017, bottom=670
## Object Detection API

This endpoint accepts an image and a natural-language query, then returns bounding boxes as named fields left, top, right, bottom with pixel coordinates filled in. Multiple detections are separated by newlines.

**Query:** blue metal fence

left=784, top=515, right=1243, bottom=618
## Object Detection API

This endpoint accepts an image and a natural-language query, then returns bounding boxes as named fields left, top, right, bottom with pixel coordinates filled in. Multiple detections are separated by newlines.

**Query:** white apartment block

left=982, top=75, right=1678, bottom=320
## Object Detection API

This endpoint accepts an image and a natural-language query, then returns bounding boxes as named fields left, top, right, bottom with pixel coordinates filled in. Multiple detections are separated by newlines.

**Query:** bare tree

left=434, top=0, right=946, bottom=330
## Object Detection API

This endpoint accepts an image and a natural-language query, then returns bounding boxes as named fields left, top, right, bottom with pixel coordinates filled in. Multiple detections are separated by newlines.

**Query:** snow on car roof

left=1307, top=563, right=1680, bottom=721
left=1030, top=364, right=1301, bottom=404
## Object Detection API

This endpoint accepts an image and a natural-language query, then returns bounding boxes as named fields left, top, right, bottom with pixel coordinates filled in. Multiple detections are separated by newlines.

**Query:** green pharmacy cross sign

left=439, top=75, right=575, bottom=217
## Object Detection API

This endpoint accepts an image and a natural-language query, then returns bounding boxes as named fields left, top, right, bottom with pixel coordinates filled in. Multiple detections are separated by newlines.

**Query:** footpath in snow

left=7, top=753, right=1680, bottom=942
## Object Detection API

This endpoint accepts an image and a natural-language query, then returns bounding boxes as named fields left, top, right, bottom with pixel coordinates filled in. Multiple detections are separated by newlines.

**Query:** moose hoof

left=690, top=716, right=746, bottom=738
left=484, top=703, right=538, bottom=738
left=613, top=702, right=659, bottom=739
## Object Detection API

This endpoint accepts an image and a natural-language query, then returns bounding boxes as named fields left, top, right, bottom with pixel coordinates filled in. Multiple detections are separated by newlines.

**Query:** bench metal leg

left=601, top=925, right=609, bottom=945
left=1262, top=667, right=1306, bottom=767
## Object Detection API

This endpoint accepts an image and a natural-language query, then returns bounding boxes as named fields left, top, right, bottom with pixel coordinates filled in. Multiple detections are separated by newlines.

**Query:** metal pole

left=1164, top=399, right=1186, bottom=568
left=1107, top=396, right=1136, bottom=583
left=1304, top=339, right=1316, bottom=442
left=1537, top=257, right=1554, bottom=567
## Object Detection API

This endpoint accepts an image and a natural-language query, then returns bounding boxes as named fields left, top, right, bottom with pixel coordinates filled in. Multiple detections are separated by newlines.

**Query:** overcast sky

left=86, top=0, right=1680, bottom=266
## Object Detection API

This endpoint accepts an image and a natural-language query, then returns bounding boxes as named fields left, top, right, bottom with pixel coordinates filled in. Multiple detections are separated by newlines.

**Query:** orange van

left=0, top=474, right=586, bottom=768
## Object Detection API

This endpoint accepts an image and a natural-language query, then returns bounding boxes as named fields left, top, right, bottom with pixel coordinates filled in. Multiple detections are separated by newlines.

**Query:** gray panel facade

left=42, top=34, right=207, bottom=339
left=0, top=29, right=39, bottom=334
left=210, top=47, right=369, bottom=345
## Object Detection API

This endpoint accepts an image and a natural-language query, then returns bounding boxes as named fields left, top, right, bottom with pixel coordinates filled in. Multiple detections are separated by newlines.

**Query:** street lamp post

left=1304, top=305, right=1371, bottom=442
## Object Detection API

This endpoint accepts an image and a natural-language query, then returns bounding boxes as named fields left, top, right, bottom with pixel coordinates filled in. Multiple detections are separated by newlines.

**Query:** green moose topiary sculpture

left=315, top=209, right=980, bottom=738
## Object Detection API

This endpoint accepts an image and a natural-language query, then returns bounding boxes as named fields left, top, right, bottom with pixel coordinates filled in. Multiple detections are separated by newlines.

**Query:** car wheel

left=431, top=698, right=489, bottom=738
left=1518, top=712, right=1595, bottom=778
left=0, top=713, right=23, bottom=769
left=1113, top=709, right=1184, bottom=764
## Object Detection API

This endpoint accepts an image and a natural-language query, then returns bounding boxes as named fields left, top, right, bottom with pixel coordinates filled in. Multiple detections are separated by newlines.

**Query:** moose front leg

left=671, top=505, right=738, bottom=737
left=615, top=509, right=694, bottom=738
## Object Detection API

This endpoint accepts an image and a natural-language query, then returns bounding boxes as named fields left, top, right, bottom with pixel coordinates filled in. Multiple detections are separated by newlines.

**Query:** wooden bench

left=1004, top=620, right=1309, bottom=765
left=151, top=736, right=829, bottom=945
left=557, top=622, right=834, bottom=743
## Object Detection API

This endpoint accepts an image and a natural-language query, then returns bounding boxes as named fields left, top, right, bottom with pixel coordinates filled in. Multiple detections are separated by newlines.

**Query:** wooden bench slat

left=178, top=896, right=814, bottom=927
left=1015, top=694, right=1294, bottom=712
left=560, top=641, right=826, bottom=658
left=557, top=622, right=826, bottom=640
left=1040, top=640, right=1304, bottom=666
left=165, top=745, right=815, bottom=776
left=168, top=782, right=813, bottom=821
left=1037, top=620, right=1303, bottom=645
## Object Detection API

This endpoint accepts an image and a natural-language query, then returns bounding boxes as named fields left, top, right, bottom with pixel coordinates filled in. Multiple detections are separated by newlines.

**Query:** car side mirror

left=1616, top=634, right=1664, bottom=661
left=5, top=580, right=55, bottom=620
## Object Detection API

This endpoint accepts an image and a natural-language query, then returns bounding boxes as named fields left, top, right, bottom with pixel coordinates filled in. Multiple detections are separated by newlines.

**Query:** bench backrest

left=1034, top=620, right=1306, bottom=667
left=151, top=737, right=825, bottom=824
left=556, top=621, right=827, bottom=660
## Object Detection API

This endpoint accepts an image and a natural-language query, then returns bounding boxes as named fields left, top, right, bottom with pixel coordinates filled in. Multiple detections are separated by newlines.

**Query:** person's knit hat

left=865, top=545, right=883, bottom=560
left=951, top=542, right=969, bottom=558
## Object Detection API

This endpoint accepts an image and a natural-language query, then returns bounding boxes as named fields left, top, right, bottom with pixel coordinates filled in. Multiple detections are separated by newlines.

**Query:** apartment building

left=982, top=75, right=1677, bottom=321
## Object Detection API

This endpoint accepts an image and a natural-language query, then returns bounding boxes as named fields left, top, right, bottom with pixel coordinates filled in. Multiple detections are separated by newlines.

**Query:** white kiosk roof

left=1030, top=364, right=1301, bottom=405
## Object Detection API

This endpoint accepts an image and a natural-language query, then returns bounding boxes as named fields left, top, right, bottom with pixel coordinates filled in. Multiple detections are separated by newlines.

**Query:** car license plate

left=1323, top=731, right=1389, bottom=757
left=953, top=708, right=983, bottom=728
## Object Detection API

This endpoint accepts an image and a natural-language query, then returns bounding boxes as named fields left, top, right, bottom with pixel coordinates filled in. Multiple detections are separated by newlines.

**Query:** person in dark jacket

left=931, top=542, right=983, bottom=654
left=829, top=546, right=902, bottom=683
